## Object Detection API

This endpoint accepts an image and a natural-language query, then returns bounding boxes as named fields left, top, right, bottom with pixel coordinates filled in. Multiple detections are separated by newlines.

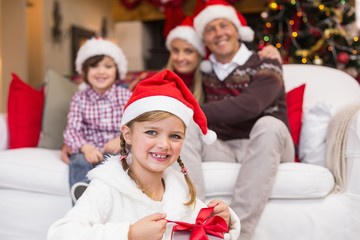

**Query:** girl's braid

left=177, top=156, right=196, bottom=206
left=120, top=134, right=129, bottom=171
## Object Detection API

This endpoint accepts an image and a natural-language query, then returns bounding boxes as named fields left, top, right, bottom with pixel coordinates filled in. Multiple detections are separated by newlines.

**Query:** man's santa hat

left=75, top=37, right=128, bottom=80
left=165, top=16, right=206, bottom=57
left=121, top=70, right=217, bottom=145
left=193, top=0, right=254, bottom=42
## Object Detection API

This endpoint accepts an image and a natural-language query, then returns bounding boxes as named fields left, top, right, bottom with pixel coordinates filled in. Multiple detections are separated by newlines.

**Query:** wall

left=112, top=0, right=267, bottom=21
left=27, top=0, right=44, bottom=88
left=1, top=0, right=27, bottom=113
left=115, top=21, right=150, bottom=71
left=0, top=0, right=114, bottom=113
left=42, top=0, right=115, bottom=77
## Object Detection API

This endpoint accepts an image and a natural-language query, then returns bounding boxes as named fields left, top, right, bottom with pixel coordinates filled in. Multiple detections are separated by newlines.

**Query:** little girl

left=63, top=38, right=132, bottom=202
left=48, top=70, right=240, bottom=240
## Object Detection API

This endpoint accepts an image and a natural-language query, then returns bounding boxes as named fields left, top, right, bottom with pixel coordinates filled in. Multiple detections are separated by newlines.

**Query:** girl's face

left=169, top=39, right=202, bottom=74
left=87, top=56, right=117, bottom=94
left=122, top=115, right=185, bottom=176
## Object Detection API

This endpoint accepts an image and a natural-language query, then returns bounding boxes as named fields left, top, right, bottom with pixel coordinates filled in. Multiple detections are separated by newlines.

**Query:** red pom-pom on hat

left=121, top=70, right=216, bottom=144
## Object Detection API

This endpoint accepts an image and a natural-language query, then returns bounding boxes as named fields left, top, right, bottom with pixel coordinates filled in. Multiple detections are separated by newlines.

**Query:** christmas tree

left=258, top=0, right=360, bottom=83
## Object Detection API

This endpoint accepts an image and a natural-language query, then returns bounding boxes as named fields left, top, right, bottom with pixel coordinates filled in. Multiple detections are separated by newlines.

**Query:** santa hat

left=75, top=37, right=128, bottom=80
left=193, top=0, right=254, bottom=42
left=165, top=16, right=206, bottom=57
left=121, top=70, right=217, bottom=144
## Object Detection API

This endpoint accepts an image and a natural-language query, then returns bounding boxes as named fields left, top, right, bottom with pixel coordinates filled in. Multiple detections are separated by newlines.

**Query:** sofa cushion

left=202, top=162, right=334, bottom=201
left=286, top=84, right=306, bottom=162
left=38, top=69, right=78, bottom=149
left=0, top=148, right=69, bottom=197
left=7, top=73, right=44, bottom=149
left=299, top=102, right=333, bottom=166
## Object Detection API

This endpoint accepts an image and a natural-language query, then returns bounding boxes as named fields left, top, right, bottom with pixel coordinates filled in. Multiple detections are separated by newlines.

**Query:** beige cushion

left=203, top=162, right=335, bottom=202
left=38, top=69, right=78, bottom=149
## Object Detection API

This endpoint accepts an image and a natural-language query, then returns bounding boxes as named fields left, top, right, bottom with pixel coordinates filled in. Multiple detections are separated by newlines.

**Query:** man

left=180, top=1, right=295, bottom=239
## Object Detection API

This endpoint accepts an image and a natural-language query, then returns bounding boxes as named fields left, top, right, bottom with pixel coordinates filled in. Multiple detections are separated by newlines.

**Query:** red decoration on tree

left=337, top=52, right=350, bottom=64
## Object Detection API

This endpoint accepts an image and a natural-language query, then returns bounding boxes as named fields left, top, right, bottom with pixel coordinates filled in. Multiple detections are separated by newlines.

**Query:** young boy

left=63, top=38, right=132, bottom=203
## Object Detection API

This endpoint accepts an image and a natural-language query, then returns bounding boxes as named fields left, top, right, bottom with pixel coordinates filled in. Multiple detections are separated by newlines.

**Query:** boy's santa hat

left=165, top=16, right=206, bottom=57
left=75, top=37, right=128, bottom=80
left=121, top=70, right=217, bottom=145
left=194, top=0, right=254, bottom=42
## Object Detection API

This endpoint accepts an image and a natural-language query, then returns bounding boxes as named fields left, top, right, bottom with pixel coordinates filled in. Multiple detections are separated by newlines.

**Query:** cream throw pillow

left=299, top=102, right=333, bottom=166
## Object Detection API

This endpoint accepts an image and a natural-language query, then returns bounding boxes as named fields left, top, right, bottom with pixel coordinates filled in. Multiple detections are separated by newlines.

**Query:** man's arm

left=202, top=59, right=284, bottom=125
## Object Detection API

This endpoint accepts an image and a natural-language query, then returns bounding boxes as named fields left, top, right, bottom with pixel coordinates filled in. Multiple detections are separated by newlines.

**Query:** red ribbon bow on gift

left=167, top=207, right=228, bottom=240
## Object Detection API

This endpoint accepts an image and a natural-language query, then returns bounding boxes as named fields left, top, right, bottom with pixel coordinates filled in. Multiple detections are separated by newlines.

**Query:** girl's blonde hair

left=165, top=58, right=204, bottom=104
left=120, top=110, right=197, bottom=206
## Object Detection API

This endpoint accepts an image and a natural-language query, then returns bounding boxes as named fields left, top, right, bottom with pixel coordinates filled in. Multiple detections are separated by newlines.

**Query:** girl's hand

left=128, top=213, right=167, bottom=240
left=80, top=144, right=103, bottom=164
left=103, top=137, right=121, bottom=154
left=207, top=200, right=230, bottom=229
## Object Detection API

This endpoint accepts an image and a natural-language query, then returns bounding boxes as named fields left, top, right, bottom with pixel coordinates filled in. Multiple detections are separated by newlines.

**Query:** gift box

left=169, top=207, right=227, bottom=240
left=172, top=231, right=223, bottom=240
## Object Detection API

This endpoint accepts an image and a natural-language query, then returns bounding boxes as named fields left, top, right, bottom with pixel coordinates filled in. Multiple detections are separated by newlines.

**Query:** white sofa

left=1, top=64, right=360, bottom=240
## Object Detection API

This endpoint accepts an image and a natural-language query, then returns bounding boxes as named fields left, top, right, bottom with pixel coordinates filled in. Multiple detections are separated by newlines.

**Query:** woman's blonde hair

left=120, top=110, right=197, bottom=206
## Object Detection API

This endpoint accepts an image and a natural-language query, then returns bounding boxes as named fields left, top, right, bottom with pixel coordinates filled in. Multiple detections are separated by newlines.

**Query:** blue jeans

left=68, top=153, right=112, bottom=188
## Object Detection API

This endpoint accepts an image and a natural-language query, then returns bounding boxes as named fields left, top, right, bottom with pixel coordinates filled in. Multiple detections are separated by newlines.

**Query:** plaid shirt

left=64, top=84, right=132, bottom=154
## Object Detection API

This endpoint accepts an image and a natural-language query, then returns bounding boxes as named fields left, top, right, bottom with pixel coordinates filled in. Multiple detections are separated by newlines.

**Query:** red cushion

left=286, top=84, right=306, bottom=162
left=7, top=73, right=44, bottom=149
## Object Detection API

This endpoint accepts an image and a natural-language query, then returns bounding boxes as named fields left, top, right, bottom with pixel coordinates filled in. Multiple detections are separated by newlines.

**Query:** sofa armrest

left=0, top=113, right=8, bottom=151
left=345, top=111, right=360, bottom=194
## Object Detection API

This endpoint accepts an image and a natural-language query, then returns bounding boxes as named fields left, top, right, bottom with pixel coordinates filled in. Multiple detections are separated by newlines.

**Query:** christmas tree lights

left=258, top=0, right=360, bottom=82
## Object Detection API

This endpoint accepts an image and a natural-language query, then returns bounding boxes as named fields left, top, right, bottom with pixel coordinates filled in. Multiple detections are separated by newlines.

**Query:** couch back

left=283, top=64, right=360, bottom=113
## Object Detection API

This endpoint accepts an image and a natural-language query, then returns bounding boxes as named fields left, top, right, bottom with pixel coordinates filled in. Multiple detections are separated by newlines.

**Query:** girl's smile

left=122, top=115, right=185, bottom=175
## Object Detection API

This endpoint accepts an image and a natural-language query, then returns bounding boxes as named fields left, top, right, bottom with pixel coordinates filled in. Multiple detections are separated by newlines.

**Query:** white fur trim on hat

left=200, top=60, right=212, bottom=73
left=121, top=95, right=217, bottom=145
left=194, top=5, right=254, bottom=42
left=166, top=26, right=206, bottom=57
left=202, top=129, right=217, bottom=144
left=75, top=38, right=128, bottom=80
left=120, top=95, right=194, bottom=127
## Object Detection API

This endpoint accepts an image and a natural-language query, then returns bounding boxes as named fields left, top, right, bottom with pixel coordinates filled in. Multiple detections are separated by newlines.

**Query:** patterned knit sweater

left=201, top=53, right=288, bottom=141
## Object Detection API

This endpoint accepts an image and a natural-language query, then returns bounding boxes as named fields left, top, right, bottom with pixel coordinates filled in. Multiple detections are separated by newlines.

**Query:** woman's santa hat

left=165, top=16, right=206, bottom=57
left=121, top=70, right=217, bottom=145
left=193, top=0, right=254, bottom=42
left=75, top=37, right=128, bottom=80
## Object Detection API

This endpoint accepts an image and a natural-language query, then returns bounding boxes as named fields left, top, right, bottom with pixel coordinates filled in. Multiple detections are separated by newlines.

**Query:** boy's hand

left=81, top=144, right=103, bottom=164
left=61, top=144, right=71, bottom=164
left=207, top=200, right=230, bottom=228
left=103, top=137, right=121, bottom=154
left=128, top=213, right=167, bottom=240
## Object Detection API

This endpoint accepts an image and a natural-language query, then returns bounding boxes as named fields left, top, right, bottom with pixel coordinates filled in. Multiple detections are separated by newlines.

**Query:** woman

left=165, top=16, right=206, bottom=103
